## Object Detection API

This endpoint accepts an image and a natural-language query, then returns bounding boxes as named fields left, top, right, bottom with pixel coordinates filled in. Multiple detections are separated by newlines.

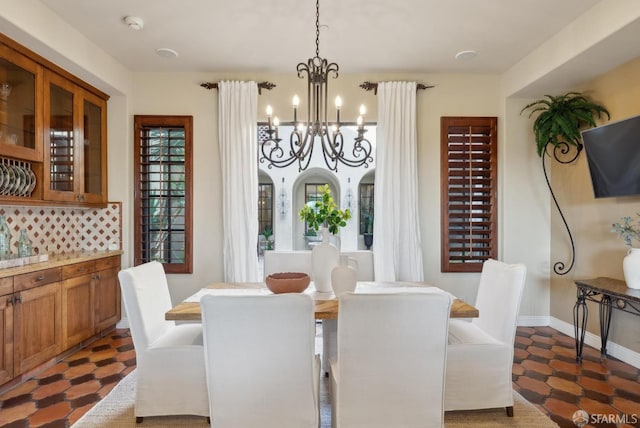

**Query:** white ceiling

left=38, top=0, right=603, bottom=75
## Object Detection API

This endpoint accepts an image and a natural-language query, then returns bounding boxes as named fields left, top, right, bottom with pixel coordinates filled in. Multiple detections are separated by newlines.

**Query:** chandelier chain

left=315, top=0, right=320, bottom=58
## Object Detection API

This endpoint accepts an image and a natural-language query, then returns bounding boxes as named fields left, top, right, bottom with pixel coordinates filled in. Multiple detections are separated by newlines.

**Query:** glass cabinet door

left=81, top=91, right=106, bottom=203
left=44, top=70, right=78, bottom=202
left=0, top=44, right=43, bottom=162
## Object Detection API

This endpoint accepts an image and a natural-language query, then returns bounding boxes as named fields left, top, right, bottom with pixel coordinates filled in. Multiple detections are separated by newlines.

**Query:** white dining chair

left=118, top=261, right=209, bottom=423
left=330, top=292, right=451, bottom=428
left=200, top=293, right=320, bottom=428
left=444, top=258, right=527, bottom=416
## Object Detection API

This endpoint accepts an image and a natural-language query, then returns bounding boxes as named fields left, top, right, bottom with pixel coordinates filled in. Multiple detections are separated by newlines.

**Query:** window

left=305, top=183, right=327, bottom=233
left=134, top=115, right=193, bottom=273
left=441, top=117, right=497, bottom=272
left=359, top=183, right=374, bottom=235
left=258, top=183, right=273, bottom=235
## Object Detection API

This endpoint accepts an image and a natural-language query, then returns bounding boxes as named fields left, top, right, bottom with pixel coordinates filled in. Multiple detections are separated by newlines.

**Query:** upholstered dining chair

left=118, top=261, right=209, bottom=423
left=444, top=258, right=527, bottom=416
left=200, top=293, right=320, bottom=428
left=330, top=292, right=451, bottom=428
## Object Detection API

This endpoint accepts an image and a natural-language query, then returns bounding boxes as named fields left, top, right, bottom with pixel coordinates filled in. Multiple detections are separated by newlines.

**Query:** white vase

left=623, top=248, right=640, bottom=289
left=312, top=227, right=339, bottom=293
left=331, top=256, right=358, bottom=297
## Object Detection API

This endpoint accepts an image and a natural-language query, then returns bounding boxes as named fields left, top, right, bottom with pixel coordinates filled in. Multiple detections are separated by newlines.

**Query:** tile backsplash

left=0, top=202, right=122, bottom=255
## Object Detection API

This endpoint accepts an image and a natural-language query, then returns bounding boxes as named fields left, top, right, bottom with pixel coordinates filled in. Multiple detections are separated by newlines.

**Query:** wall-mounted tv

left=582, top=115, right=640, bottom=199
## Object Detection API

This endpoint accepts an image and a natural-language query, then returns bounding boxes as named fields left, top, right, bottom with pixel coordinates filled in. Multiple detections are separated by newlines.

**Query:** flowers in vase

left=611, top=214, right=640, bottom=246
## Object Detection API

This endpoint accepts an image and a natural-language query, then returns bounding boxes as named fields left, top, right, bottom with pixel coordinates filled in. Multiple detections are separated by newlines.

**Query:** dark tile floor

left=0, top=326, right=639, bottom=427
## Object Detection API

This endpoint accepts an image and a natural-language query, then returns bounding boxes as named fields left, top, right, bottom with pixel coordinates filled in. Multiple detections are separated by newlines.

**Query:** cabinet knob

left=7, top=295, right=14, bottom=306
left=35, top=275, right=45, bottom=281
left=15, top=294, right=22, bottom=304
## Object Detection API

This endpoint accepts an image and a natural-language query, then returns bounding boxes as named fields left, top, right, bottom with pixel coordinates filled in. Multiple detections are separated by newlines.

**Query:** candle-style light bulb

left=273, top=117, right=280, bottom=127
left=292, top=95, right=300, bottom=107
left=266, top=105, right=273, bottom=116
left=359, top=104, right=367, bottom=116
left=335, top=96, right=342, bottom=109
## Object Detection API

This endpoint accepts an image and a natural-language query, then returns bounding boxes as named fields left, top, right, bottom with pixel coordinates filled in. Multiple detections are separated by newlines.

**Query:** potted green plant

left=299, top=184, right=351, bottom=235
left=261, top=226, right=274, bottom=250
left=520, top=92, right=610, bottom=276
left=521, top=92, right=610, bottom=157
left=298, top=184, right=351, bottom=293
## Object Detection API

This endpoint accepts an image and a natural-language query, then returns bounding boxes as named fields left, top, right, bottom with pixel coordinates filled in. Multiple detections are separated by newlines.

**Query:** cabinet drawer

left=14, top=268, right=62, bottom=292
left=95, top=256, right=120, bottom=271
left=0, top=277, right=13, bottom=296
left=62, top=261, right=95, bottom=280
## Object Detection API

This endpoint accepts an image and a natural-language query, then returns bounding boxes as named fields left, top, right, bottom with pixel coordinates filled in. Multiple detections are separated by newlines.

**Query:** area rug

left=72, top=370, right=558, bottom=427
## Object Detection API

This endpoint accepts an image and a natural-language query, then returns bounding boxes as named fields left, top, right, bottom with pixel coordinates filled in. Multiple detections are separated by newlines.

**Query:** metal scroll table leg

left=573, top=287, right=588, bottom=362
left=599, top=295, right=612, bottom=357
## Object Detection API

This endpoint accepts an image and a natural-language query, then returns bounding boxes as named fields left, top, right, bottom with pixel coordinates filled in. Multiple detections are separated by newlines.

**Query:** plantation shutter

left=441, top=117, right=498, bottom=272
left=134, top=115, right=193, bottom=274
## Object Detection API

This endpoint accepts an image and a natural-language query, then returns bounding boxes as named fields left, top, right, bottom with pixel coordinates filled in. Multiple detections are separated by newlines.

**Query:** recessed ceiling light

left=122, top=16, right=144, bottom=31
left=156, top=48, right=179, bottom=59
left=455, top=50, right=478, bottom=61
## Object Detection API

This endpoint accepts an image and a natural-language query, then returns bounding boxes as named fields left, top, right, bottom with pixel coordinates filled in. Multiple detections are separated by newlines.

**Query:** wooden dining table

left=165, top=281, right=479, bottom=321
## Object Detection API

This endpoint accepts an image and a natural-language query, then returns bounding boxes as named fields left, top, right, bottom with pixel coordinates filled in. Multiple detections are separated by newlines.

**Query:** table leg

left=573, top=286, right=588, bottom=362
left=599, top=295, right=613, bottom=357
left=322, top=319, right=337, bottom=377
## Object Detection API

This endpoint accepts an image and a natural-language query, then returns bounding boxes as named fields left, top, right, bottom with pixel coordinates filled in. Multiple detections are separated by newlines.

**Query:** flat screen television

left=582, top=115, right=640, bottom=198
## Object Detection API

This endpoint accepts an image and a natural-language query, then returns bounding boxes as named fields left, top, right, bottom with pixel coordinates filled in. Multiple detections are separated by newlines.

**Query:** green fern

left=521, top=92, right=610, bottom=157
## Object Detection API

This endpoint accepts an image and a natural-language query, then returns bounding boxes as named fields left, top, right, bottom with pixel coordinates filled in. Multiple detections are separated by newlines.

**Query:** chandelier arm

left=317, top=132, right=338, bottom=171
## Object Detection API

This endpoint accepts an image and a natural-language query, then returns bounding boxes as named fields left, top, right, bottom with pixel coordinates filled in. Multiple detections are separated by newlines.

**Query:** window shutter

left=134, top=116, right=193, bottom=274
left=441, top=117, right=498, bottom=272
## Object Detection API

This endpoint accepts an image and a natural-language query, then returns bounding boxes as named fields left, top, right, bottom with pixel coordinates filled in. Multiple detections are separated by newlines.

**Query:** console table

left=573, top=277, right=640, bottom=362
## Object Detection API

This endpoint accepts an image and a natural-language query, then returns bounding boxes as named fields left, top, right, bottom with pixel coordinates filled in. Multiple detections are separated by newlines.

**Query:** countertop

left=0, top=250, right=123, bottom=279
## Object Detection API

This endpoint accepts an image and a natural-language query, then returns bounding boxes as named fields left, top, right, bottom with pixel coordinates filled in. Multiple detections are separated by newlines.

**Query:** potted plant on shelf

left=298, top=184, right=351, bottom=292
left=611, top=214, right=640, bottom=289
left=520, top=92, right=609, bottom=276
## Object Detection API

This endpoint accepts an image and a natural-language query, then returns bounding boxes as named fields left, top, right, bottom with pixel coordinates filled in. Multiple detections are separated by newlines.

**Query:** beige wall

left=0, top=1, right=553, bottom=321
left=126, top=71, right=551, bottom=313
left=549, top=56, right=640, bottom=353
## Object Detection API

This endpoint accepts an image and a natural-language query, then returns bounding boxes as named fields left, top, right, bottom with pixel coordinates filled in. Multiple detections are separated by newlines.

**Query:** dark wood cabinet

left=0, top=33, right=108, bottom=207
left=14, top=279, right=62, bottom=374
left=0, top=277, right=14, bottom=385
left=93, top=257, right=121, bottom=332
left=1, top=253, right=121, bottom=386
left=62, top=273, right=94, bottom=349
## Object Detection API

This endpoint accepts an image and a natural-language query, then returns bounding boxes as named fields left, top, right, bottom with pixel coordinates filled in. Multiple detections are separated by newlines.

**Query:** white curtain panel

left=218, top=80, right=260, bottom=282
left=373, top=81, right=424, bottom=281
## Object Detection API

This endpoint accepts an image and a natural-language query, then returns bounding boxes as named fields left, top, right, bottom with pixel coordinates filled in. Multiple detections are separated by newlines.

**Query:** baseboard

left=116, top=318, right=129, bottom=329
left=550, top=316, right=640, bottom=369
left=518, top=315, right=550, bottom=326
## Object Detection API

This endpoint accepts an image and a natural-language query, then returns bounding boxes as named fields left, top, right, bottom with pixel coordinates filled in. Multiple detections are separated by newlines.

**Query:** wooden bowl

left=265, top=272, right=310, bottom=294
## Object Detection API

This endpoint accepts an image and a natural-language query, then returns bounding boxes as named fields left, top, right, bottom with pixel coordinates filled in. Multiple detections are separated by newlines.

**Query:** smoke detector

left=155, top=48, right=178, bottom=58
left=455, top=50, right=478, bottom=61
left=123, top=16, right=144, bottom=31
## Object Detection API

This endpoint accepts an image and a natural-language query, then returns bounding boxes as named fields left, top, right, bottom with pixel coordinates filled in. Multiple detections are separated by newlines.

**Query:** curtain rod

left=200, top=81, right=276, bottom=95
left=360, top=81, right=434, bottom=95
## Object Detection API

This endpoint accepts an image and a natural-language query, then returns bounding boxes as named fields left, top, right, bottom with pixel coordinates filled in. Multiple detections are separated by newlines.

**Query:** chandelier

left=259, top=0, right=373, bottom=172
